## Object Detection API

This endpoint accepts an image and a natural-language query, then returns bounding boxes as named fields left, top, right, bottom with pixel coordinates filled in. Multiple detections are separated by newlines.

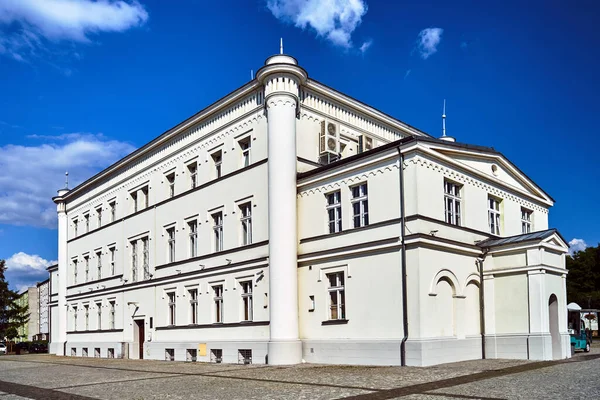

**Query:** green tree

left=566, top=245, right=600, bottom=309
left=0, top=259, right=29, bottom=340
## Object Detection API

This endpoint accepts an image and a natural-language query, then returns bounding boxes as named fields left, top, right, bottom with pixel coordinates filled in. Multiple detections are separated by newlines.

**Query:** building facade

left=49, top=51, right=570, bottom=366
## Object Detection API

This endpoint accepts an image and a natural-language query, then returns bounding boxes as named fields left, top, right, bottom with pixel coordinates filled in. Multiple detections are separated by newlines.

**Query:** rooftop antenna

left=442, top=99, right=446, bottom=137
left=65, top=171, right=69, bottom=189
left=280, top=37, right=283, bottom=54
left=439, top=99, right=456, bottom=142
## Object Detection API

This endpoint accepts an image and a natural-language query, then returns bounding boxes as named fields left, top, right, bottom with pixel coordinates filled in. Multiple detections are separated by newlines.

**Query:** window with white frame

left=240, top=203, right=252, bottom=246
left=131, top=241, right=138, bottom=282
left=212, top=151, right=222, bottom=178
left=73, top=219, right=78, bottom=237
left=327, top=272, right=346, bottom=320
left=167, top=292, right=176, bottom=326
left=241, top=281, right=253, bottom=322
left=96, top=302, right=102, bottom=330
left=166, top=173, right=175, bottom=198
left=488, top=196, right=501, bottom=235
left=131, top=191, right=138, bottom=213
left=521, top=208, right=532, bottom=233
left=167, top=227, right=176, bottom=263
left=96, top=251, right=102, bottom=280
left=73, top=305, right=78, bottom=330
left=109, top=247, right=115, bottom=275
left=84, top=304, right=89, bottom=330
left=351, top=183, right=369, bottom=228
left=188, top=162, right=198, bottom=189
left=73, top=259, right=78, bottom=284
left=239, top=137, right=251, bottom=167
left=188, top=220, right=198, bottom=257
left=84, top=256, right=90, bottom=282
left=109, top=301, right=115, bottom=330
left=84, top=213, right=90, bottom=233
left=213, top=285, right=223, bottom=323
left=142, top=237, right=150, bottom=280
left=444, top=180, right=462, bottom=226
left=142, top=186, right=149, bottom=209
left=326, top=191, right=342, bottom=233
left=212, top=212, right=223, bottom=252
left=96, top=207, right=102, bottom=228
left=109, top=201, right=116, bottom=222
left=189, top=288, right=198, bottom=324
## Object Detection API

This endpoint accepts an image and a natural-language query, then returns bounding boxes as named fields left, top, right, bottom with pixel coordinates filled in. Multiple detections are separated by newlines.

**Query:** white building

left=49, top=50, right=570, bottom=366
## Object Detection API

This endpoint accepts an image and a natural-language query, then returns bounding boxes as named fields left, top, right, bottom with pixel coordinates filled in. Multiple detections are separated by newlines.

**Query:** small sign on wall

left=198, top=343, right=207, bottom=356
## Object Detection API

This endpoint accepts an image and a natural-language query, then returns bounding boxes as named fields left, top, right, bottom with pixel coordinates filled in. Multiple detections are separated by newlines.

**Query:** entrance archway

left=548, top=294, right=561, bottom=359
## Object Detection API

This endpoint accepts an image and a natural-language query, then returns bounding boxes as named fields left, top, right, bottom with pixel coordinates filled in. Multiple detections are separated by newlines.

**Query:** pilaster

left=53, top=190, right=69, bottom=355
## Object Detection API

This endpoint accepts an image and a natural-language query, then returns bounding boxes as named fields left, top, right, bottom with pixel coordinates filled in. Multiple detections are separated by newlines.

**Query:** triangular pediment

left=420, top=143, right=553, bottom=206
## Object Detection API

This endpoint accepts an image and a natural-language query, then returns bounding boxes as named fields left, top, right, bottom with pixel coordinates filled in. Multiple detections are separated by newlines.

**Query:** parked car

left=29, top=343, right=48, bottom=353
left=0, top=342, right=6, bottom=355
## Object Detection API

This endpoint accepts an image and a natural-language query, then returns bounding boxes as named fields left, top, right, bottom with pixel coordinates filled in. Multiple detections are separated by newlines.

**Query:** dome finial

left=65, top=171, right=69, bottom=189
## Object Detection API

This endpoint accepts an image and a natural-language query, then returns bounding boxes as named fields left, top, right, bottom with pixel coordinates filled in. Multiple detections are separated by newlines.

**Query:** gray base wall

left=66, top=341, right=125, bottom=358
left=146, top=341, right=268, bottom=364
left=405, top=336, right=483, bottom=366
left=301, top=340, right=402, bottom=366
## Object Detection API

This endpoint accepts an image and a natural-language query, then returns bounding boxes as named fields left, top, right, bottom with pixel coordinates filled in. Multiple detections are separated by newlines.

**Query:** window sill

left=321, top=319, right=349, bottom=326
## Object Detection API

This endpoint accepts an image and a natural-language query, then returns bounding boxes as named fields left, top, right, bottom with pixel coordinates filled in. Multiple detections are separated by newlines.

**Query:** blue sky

left=0, top=0, right=598, bottom=291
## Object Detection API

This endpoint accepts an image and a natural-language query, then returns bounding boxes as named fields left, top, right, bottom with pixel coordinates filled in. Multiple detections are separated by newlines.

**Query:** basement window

left=238, top=349, right=252, bottom=365
left=165, top=348, right=175, bottom=361
left=211, top=349, right=223, bottom=363
left=186, top=349, right=197, bottom=362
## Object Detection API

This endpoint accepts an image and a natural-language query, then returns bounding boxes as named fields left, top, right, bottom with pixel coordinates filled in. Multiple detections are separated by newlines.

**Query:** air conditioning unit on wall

left=319, top=120, right=339, bottom=155
left=358, top=134, right=374, bottom=153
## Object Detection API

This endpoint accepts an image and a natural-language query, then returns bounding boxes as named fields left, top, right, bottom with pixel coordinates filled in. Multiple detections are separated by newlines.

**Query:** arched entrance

left=548, top=294, right=561, bottom=359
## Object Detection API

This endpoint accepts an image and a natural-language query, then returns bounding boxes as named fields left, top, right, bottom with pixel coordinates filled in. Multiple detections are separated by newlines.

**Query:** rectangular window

left=73, top=306, right=78, bottom=331
left=241, top=281, right=253, bottom=322
left=239, top=137, right=251, bottom=167
left=109, top=247, right=115, bottom=275
left=188, top=221, right=198, bottom=257
left=167, top=227, right=176, bottom=263
left=444, top=180, right=462, bottom=226
left=351, top=183, right=369, bottom=228
left=212, top=151, right=222, bottom=179
left=326, top=191, right=342, bottom=233
left=84, top=256, right=90, bottom=282
left=521, top=208, right=532, bottom=234
left=213, top=285, right=223, bottom=323
left=240, top=203, right=252, bottom=246
left=94, top=348, right=100, bottom=358
left=188, top=162, right=198, bottom=189
left=142, top=237, right=150, bottom=280
left=211, top=349, right=223, bottom=363
left=84, top=214, right=90, bottom=233
left=488, top=196, right=501, bottom=235
left=84, top=304, right=89, bottom=330
left=167, top=292, right=176, bottom=326
left=327, top=272, right=346, bottom=320
left=73, top=259, right=78, bottom=284
left=131, top=191, right=138, bottom=213
left=73, top=219, right=78, bottom=237
left=131, top=241, right=138, bottom=282
left=189, top=289, right=198, bottom=324
left=96, top=251, right=102, bottom=280
left=142, top=186, right=149, bottom=209
left=238, top=349, right=252, bottom=364
left=108, top=348, right=115, bottom=358
left=109, top=301, right=115, bottom=330
left=166, top=173, right=175, bottom=198
left=96, top=207, right=102, bottom=228
left=212, top=212, right=223, bottom=252
left=82, top=347, right=88, bottom=357
left=109, top=201, right=116, bottom=222
left=96, top=302, right=102, bottom=330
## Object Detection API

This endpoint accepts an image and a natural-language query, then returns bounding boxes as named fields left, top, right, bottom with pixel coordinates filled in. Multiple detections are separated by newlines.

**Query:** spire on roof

left=280, top=38, right=283, bottom=54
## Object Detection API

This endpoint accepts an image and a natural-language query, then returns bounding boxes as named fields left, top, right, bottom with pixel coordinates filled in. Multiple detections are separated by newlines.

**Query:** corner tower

left=256, top=53, right=307, bottom=365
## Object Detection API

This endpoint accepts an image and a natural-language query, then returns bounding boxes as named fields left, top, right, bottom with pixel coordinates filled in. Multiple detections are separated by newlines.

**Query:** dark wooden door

left=136, top=320, right=145, bottom=359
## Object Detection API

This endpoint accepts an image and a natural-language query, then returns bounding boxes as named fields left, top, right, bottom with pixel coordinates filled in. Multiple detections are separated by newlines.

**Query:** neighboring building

left=35, top=278, right=50, bottom=341
left=14, top=287, right=39, bottom=342
left=49, top=50, right=570, bottom=366
left=14, top=289, right=28, bottom=342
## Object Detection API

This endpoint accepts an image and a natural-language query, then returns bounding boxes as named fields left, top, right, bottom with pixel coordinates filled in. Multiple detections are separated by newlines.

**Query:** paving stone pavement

left=0, top=346, right=599, bottom=400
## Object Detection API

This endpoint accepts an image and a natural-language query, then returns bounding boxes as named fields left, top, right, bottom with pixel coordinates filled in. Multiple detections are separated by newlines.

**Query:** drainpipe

left=478, top=249, right=489, bottom=359
left=397, top=147, right=409, bottom=366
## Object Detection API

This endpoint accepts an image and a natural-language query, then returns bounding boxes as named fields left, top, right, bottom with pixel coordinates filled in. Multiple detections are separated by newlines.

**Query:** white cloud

left=416, top=27, right=443, bottom=59
left=0, top=133, right=135, bottom=228
left=359, top=39, right=372, bottom=54
left=5, top=252, right=56, bottom=292
left=0, top=0, right=148, bottom=61
left=569, top=238, right=588, bottom=256
left=267, top=0, right=368, bottom=48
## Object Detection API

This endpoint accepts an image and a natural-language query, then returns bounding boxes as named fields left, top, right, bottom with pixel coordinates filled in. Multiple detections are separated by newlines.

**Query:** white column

left=54, top=195, right=69, bottom=355
left=266, top=89, right=302, bottom=365
left=527, top=269, right=551, bottom=360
